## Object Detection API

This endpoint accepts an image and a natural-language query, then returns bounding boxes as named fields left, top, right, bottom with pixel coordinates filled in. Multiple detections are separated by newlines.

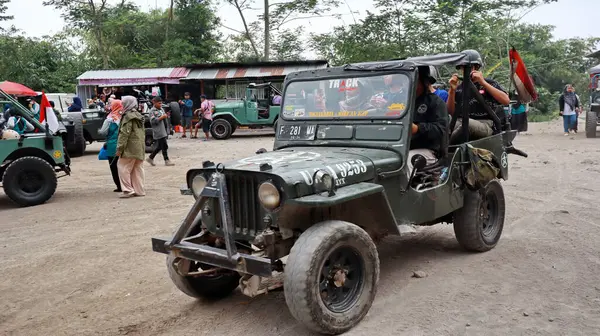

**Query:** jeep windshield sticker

left=282, top=74, right=410, bottom=119
left=298, top=159, right=369, bottom=187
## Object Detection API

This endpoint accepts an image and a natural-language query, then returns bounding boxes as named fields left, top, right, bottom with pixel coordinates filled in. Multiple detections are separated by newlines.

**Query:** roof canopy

left=342, top=51, right=479, bottom=71
left=589, top=64, right=600, bottom=75
left=77, top=67, right=190, bottom=86
left=184, top=61, right=328, bottom=81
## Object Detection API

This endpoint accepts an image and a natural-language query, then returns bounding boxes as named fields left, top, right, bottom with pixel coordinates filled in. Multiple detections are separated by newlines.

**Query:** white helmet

left=1, top=129, right=19, bottom=140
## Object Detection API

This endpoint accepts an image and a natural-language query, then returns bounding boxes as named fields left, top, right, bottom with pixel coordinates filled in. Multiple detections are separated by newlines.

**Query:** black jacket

left=410, top=92, right=448, bottom=153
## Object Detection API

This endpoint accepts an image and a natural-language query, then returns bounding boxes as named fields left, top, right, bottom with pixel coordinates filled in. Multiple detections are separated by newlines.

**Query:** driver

left=407, top=66, right=449, bottom=171
left=339, top=79, right=375, bottom=112
left=370, top=74, right=408, bottom=108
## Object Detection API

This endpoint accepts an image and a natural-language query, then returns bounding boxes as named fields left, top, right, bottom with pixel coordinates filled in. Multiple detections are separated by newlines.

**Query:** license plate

left=277, top=124, right=317, bottom=141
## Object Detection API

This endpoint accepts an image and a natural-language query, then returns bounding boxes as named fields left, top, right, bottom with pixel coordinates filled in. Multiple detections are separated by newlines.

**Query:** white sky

left=3, top=0, right=599, bottom=57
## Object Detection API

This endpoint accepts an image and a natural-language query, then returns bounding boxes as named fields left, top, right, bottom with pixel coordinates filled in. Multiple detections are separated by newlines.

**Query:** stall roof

left=77, top=67, right=190, bottom=86
left=184, top=60, right=329, bottom=80
left=589, top=64, right=600, bottom=75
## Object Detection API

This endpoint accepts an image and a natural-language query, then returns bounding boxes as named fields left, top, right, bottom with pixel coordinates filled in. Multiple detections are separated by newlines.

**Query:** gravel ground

left=1, top=121, right=599, bottom=336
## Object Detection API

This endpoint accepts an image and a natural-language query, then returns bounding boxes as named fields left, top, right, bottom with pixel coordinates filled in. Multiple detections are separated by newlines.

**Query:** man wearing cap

left=407, top=66, right=449, bottom=172
left=447, top=51, right=510, bottom=143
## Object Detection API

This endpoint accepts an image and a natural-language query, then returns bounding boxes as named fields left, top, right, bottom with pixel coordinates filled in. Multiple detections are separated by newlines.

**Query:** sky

left=3, top=0, right=599, bottom=56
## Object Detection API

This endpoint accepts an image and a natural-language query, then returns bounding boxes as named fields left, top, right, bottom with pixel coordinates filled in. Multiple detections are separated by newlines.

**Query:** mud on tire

left=284, top=220, right=379, bottom=335
left=453, top=179, right=505, bottom=252
left=2, top=156, right=58, bottom=207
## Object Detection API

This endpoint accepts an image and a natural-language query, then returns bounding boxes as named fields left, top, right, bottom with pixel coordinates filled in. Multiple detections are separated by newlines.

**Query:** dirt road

left=1, top=122, right=599, bottom=336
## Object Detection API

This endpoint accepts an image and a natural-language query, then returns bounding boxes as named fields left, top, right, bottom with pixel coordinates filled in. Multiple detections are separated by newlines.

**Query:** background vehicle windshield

left=282, top=73, right=410, bottom=119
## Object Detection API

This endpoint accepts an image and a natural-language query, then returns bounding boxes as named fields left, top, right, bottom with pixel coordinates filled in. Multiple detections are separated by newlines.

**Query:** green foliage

left=0, top=0, right=12, bottom=22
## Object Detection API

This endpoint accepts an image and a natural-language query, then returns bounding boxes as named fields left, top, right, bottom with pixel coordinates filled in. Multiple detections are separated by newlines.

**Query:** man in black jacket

left=407, top=66, right=449, bottom=172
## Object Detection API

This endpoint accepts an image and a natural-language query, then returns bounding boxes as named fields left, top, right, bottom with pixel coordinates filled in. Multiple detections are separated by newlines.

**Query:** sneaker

left=564, top=133, right=569, bottom=136
left=146, top=158, right=156, bottom=166
left=165, top=160, right=175, bottom=166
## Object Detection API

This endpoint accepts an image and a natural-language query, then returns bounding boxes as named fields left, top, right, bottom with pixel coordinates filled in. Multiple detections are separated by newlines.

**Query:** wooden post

left=200, top=80, right=205, bottom=95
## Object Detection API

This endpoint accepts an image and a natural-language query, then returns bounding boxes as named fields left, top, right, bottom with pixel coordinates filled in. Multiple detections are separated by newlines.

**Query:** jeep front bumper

left=151, top=171, right=273, bottom=277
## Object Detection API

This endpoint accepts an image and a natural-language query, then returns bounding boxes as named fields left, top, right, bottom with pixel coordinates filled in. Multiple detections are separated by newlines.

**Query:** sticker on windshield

left=294, top=108, right=305, bottom=117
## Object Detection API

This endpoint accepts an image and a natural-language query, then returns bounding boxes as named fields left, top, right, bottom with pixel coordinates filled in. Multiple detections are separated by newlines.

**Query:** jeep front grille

left=225, top=174, right=263, bottom=236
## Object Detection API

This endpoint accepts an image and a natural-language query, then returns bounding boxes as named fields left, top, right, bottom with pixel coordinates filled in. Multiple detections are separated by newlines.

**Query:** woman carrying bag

left=99, top=99, right=124, bottom=192
left=116, top=96, right=146, bottom=198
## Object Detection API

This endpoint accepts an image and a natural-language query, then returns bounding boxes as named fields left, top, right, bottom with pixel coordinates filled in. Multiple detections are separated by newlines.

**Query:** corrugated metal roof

left=185, top=64, right=328, bottom=80
left=589, top=64, right=600, bottom=74
left=77, top=67, right=189, bottom=80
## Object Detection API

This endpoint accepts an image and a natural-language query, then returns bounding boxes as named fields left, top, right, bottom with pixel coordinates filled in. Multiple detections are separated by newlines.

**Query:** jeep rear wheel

left=2, top=156, right=57, bottom=207
left=585, top=111, right=598, bottom=138
left=284, top=220, right=379, bottom=335
left=166, top=255, right=241, bottom=300
left=210, top=119, right=232, bottom=140
left=453, top=180, right=505, bottom=252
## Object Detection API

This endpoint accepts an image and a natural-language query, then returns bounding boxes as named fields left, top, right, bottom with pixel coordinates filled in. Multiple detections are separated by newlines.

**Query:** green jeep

left=151, top=50, right=527, bottom=334
left=586, top=74, right=600, bottom=138
left=210, top=83, right=281, bottom=140
left=0, top=89, right=71, bottom=207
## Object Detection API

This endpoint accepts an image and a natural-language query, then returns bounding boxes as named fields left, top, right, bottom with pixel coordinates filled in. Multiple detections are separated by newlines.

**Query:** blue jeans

left=563, top=114, right=577, bottom=133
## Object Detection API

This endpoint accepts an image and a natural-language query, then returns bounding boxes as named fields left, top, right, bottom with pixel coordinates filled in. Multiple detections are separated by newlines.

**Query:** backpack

left=463, top=144, right=500, bottom=190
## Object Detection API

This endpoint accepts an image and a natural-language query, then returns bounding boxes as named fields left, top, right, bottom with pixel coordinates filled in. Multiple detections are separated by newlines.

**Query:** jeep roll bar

left=0, top=88, right=47, bottom=132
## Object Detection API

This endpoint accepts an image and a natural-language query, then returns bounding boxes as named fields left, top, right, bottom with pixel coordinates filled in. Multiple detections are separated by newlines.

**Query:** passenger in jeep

left=407, top=66, right=449, bottom=171
left=370, top=74, right=408, bottom=109
left=447, top=54, right=510, bottom=143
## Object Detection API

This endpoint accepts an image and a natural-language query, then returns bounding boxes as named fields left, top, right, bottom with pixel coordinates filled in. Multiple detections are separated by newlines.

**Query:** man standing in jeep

left=447, top=51, right=510, bottom=143
left=408, top=66, right=449, bottom=170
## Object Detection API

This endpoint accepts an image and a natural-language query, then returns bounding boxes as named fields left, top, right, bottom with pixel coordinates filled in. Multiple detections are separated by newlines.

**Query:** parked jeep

left=210, top=83, right=281, bottom=140
left=586, top=73, right=600, bottom=138
left=0, top=89, right=71, bottom=206
left=151, top=50, right=528, bottom=334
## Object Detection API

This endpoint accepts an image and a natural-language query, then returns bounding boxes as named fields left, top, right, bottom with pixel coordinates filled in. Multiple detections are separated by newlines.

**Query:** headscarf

left=121, top=96, right=138, bottom=113
left=563, top=85, right=577, bottom=110
left=108, top=99, right=123, bottom=123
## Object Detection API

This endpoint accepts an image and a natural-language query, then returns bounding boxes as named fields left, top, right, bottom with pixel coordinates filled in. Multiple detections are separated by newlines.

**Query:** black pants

left=107, top=156, right=121, bottom=190
left=150, top=137, right=169, bottom=161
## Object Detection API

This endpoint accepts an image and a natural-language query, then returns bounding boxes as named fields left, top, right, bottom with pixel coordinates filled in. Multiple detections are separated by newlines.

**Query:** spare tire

left=65, top=113, right=86, bottom=157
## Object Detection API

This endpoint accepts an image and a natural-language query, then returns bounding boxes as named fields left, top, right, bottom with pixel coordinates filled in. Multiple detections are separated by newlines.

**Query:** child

left=193, top=94, right=214, bottom=141
left=146, top=96, right=175, bottom=166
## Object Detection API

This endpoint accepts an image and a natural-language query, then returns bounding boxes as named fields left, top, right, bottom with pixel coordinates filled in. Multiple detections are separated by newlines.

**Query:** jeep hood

left=223, top=147, right=402, bottom=196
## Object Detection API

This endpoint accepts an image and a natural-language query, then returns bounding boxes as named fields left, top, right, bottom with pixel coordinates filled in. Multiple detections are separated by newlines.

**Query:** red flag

left=509, top=47, right=538, bottom=103
left=40, top=92, right=60, bottom=133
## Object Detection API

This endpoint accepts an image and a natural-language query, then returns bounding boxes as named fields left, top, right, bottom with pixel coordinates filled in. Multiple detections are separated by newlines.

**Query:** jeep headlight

left=191, top=174, right=207, bottom=198
left=258, top=181, right=280, bottom=210
left=313, top=170, right=336, bottom=195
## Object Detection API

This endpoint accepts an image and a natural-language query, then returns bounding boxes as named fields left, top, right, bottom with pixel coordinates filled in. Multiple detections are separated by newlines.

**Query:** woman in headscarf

left=115, top=96, right=146, bottom=198
left=68, top=97, right=83, bottom=112
left=99, top=99, right=124, bottom=192
left=28, top=98, right=41, bottom=121
left=559, top=84, right=580, bottom=136
left=510, top=92, right=528, bottom=133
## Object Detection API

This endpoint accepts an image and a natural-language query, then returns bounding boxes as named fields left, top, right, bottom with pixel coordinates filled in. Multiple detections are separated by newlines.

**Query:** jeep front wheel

left=210, top=119, right=232, bottom=140
left=284, top=220, right=379, bottom=335
left=453, top=180, right=505, bottom=252
left=585, top=110, right=598, bottom=138
left=166, top=255, right=241, bottom=300
left=2, top=156, right=58, bottom=207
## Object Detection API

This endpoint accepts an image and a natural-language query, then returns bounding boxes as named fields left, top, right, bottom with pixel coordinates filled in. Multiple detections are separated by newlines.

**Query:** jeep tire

left=585, top=110, right=598, bottom=138
left=2, top=156, right=58, bottom=207
left=145, top=128, right=155, bottom=153
left=65, top=113, right=86, bottom=157
left=453, top=180, right=505, bottom=252
left=210, top=119, right=233, bottom=140
left=166, top=255, right=241, bottom=300
left=284, top=220, right=379, bottom=335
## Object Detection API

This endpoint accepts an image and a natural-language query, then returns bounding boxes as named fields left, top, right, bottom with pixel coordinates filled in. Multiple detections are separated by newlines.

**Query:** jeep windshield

left=281, top=73, right=410, bottom=120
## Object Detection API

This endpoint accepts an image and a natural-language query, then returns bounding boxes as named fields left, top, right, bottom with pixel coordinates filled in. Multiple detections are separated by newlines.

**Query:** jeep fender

left=213, top=113, right=240, bottom=126
left=281, top=182, right=400, bottom=237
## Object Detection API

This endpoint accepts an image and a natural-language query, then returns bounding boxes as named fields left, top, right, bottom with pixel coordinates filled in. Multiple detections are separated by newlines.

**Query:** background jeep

left=210, top=83, right=281, bottom=140
left=586, top=73, right=600, bottom=138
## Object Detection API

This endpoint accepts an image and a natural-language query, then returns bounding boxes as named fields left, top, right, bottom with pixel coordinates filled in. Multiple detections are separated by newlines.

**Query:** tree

left=0, top=0, right=12, bottom=22
left=225, top=0, right=341, bottom=60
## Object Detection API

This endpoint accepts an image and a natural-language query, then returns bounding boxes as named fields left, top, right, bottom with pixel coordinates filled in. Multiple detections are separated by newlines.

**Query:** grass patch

left=528, top=111, right=559, bottom=122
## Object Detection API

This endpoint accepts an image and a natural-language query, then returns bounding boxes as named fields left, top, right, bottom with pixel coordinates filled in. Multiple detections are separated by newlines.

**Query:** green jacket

left=116, top=110, right=145, bottom=161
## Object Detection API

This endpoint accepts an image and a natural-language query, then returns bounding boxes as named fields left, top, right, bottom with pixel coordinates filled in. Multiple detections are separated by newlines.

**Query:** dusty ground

left=1, top=121, right=599, bottom=336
